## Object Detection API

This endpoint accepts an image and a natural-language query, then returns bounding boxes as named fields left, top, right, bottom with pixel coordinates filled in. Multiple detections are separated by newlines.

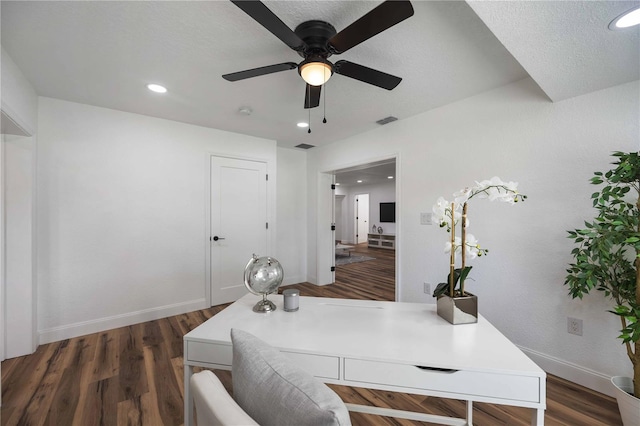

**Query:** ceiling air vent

left=295, top=143, right=315, bottom=149
left=376, top=116, right=398, bottom=125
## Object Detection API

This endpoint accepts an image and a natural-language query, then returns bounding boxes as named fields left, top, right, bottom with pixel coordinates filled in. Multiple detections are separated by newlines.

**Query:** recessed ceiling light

left=357, top=180, right=363, bottom=183
left=297, top=122, right=309, bottom=128
left=388, top=176, right=394, bottom=179
left=147, top=83, right=167, bottom=93
left=609, top=5, right=640, bottom=30
left=335, top=183, right=340, bottom=186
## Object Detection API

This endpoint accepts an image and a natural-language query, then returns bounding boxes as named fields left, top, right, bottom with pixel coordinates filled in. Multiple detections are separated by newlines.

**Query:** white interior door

left=356, top=194, right=369, bottom=244
left=211, top=156, right=268, bottom=306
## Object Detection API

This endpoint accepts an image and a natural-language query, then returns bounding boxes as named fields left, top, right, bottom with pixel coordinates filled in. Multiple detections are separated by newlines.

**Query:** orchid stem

left=449, top=202, right=455, bottom=298
left=460, top=202, right=467, bottom=296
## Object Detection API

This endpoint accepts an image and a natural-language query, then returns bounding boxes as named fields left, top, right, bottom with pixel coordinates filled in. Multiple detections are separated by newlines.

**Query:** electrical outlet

left=424, top=282, right=431, bottom=294
left=567, top=317, right=583, bottom=336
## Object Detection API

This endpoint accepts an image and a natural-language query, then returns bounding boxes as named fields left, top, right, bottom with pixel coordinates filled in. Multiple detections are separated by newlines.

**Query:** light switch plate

left=420, top=212, right=433, bottom=225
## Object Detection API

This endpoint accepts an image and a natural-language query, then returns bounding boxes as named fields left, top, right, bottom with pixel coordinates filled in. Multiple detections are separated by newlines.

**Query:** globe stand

left=252, top=293, right=277, bottom=313
left=244, top=254, right=284, bottom=314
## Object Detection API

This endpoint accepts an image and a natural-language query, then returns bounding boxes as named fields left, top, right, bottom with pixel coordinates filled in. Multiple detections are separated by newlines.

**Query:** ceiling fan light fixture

left=609, top=5, right=640, bottom=29
left=299, top=58, right=333, bottom=86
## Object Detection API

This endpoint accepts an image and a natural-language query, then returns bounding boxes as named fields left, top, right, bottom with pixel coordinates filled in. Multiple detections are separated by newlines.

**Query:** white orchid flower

left=432, top=197, right=462, bottom=230
left=433, top=177, right=524, bottom=288
left=503, top=180, right=518, bottom=192
left=453, top=187, right=472, bottom=205
left=471, top=176, right=520, bottom=203
left=444, top=235, right=483, bottom=259
left=464, top=234, right=480, bottom=259
left=444, top=237, right=462, bottom=255
left=432, top=197, right=450, bottom=227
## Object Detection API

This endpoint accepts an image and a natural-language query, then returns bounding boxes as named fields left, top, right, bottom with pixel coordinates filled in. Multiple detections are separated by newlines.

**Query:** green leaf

left=432, top=282, right=450, bottom=297
left=459, top=266, right=473, bottom=283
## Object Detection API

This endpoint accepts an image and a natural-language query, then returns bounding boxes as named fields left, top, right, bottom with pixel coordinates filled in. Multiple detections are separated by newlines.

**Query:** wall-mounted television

left=380, top=202, right=396, bottom=223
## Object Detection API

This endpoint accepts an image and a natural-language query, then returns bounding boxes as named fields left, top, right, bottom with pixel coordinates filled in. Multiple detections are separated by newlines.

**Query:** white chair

left=190, top=329, right=351, bottom=426
left=190, top=370, right=258, bottom=426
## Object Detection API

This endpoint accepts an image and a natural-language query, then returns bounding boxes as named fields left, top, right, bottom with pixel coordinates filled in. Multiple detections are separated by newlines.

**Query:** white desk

left=184, top=295, right=546, bottom=426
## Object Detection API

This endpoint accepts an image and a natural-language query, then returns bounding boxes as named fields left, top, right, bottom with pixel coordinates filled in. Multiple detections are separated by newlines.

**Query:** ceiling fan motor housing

left=295, top=20, right=337, bottom=85
left=294, top=20, right=337, bottom=59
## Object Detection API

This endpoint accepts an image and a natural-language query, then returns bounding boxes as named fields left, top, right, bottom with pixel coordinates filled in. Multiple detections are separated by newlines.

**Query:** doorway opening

left=332, top=159, right=397, bottom=301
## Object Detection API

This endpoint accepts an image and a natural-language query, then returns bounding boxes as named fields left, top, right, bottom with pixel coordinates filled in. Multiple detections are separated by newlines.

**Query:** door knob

left=213, top=236, right=225, bottom=241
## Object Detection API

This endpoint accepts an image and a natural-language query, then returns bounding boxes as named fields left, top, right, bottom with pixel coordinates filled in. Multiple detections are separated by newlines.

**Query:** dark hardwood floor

left=1, top=243, right=622, bottom=425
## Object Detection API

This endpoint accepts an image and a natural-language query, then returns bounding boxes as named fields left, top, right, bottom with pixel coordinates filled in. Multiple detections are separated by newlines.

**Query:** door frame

left=1, top=134, right=4, bottom=363
left=205, top=153, right=275, bottom=307
left=318, top=154, right=400, bottom=301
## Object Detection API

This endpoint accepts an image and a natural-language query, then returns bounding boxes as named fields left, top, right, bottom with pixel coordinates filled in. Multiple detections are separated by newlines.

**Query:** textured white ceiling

left=468, top=0, right=640, bottom=102
left=1, top=1, right=637, bottom=149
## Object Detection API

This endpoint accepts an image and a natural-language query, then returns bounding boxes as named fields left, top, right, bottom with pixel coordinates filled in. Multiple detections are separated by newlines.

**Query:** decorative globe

left=244, top=254, right=284, bottom=313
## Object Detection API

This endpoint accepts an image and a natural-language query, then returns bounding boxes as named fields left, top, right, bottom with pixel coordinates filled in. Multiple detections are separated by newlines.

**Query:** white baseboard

left=38, top=298, right=208, bottom=344
left=518, top=345, right=615, bottom=398
left=282, top=275, right=305, bottom=286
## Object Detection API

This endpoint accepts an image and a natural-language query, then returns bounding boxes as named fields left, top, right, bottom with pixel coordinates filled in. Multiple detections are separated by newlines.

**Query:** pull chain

left=323, top=67, right=327, bottom=124
left=307, top=84, right=311, bottom=134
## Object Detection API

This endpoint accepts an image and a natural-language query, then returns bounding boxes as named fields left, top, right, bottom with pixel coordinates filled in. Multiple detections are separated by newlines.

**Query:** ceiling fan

left=222, top=0, right=414, bottom=109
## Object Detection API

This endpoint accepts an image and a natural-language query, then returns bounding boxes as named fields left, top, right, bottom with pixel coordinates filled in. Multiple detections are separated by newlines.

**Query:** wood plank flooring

left=2, top=244, right=622, bottom=425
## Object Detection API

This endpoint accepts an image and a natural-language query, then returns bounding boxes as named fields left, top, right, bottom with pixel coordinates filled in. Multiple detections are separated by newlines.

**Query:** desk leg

left=184, top=364, right=194, bottom=426
left=532, top=408, right=544, bottom=425
left=466, top=400, right=473, bottom=425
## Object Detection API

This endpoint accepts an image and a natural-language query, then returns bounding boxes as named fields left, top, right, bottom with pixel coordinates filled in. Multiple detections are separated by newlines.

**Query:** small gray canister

left=283, top=289, right=300, bottom=312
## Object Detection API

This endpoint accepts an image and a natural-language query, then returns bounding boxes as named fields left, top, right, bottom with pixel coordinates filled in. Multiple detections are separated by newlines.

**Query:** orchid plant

left=432, top=177, right=527, bottom=298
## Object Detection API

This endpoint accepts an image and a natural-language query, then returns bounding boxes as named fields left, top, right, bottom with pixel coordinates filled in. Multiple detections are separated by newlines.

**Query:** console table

left=184, top=295, right=546, bottom=426
left=368, top=233, right=395, bottom=250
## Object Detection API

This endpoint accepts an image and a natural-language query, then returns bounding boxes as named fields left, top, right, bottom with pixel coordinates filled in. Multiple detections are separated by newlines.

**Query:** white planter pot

left=611, top=376, right=640, bottom=426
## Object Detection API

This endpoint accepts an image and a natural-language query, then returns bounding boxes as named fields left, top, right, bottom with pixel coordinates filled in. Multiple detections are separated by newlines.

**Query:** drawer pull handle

left=415, top=366, right=458, bottom=373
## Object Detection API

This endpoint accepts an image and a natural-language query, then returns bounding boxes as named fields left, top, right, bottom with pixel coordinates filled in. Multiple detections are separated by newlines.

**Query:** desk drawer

left=282, top=351, right=340, bottom=380
left=344, top=359, right=540, bottom=403
left=187, top=341, right=233, bottom=366
left=186, top=341, right=339, bottom=380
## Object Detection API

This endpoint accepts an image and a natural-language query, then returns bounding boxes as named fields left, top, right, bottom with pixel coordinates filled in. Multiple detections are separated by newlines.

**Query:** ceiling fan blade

left=334, top=60, right=402, bottom=90
left=304, top=84, right=321, bottom=109
left=328, top=0, right=414, bottom=54
left=231, top=0, right=306, bottom=51
left=222, top=62, right=297, bottom=81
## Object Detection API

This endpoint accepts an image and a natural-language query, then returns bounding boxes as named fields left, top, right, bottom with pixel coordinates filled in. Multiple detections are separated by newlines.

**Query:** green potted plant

left=565, top=151, right=640, bottom=425
left=431, top=177, right=526, bottom=324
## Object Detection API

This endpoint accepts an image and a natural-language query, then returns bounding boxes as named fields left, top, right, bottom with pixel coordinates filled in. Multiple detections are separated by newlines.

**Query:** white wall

left=307, top=77, right=639, bottom=396
left=276, top=147, right=307, bottom=285
left=1, top=47, right=38, bottom=135
left=3, top=135, right=37, bottom=357
left=1, top=48, right=39, bottom=360
left=339, top=181, right=396, bottom=244
left=37, top=97, right=278, bottom=343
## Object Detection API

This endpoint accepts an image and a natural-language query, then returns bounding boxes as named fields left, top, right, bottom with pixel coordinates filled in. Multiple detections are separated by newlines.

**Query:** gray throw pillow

left=231, top=328, right=352, bottom=426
